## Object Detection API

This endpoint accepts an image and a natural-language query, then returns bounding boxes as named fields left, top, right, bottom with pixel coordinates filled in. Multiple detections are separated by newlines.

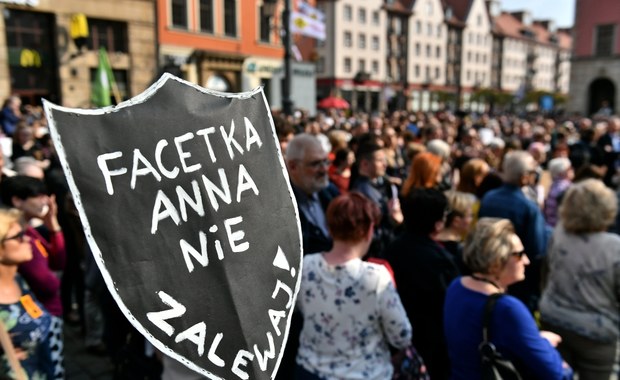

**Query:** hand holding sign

left=44, top=74, right=302, bottom=380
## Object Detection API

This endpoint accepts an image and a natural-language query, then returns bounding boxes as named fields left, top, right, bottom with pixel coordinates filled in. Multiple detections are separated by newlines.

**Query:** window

left=425, top=66, right=430, bottom=80
left=426, top=44, right=431, bottom=57
left=88, top=18, right=128, bottom=52
left=171, top=0, right=187, bottom=28
left=359, top=59, right=366, bottom=73
left=415, top=64, right=420, bottom=77
left=427, top=23, right=433, bottom=36
left=359, top=8, right=366, bottom=23
left=436, top=46, right=441, bottom=58
left=415, top=43, right=420, bottom=56
left=344, top=5, right=352, bottom=21
left=200, top=0, right=213, bottom=33
left=467, top=51, right=471, bottom=62
left=372, top=11, right=380, bottom=25
left=416, top=20, right=421, bottom=34
left=595, top=24, right=615, bottom=56
left=224, top=0, right=237, bottom=37
left=475, top=53, right=479, bottom=63
left=344, top=31, right=352, bottom=47
left=317, top=57, right=324, bottom=73
left=344, top=57, right=351, bottom=73
left=437, top=24, right=442, bottom=37
left=426, top=1, right=433, bottom=16
left=358, top=33, right=366, bottom=49
left=393, top=18, right=402, bottom=34
left=466, top=70, right=471, bottom=81
left=477, top=14, right=482, bottom=26
left=372, top=60, right=379, bottom=74
left=435, top=67, right=440, bottom=79
left=372, top=35, right=379, bottom=50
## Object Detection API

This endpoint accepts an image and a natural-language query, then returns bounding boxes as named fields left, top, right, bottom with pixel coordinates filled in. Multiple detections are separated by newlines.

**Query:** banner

left=298, top=1, right=324, bottom=21
left=290, top=11, right=326, bottom=41
left=44, top=74, right=302, bottom=380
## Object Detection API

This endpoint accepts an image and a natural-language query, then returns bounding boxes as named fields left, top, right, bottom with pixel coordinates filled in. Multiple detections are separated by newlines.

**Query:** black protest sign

left=43, top=74, right=302, bottom=380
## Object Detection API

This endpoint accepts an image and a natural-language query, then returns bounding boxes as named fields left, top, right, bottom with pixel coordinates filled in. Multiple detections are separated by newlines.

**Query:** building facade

left=315, top=0, right=386, bottom=112
left=0, top=0, right=156, bottom=107
left=408, top=0, right=447, bottom=111
left=569, top=0, right=620, bottom=115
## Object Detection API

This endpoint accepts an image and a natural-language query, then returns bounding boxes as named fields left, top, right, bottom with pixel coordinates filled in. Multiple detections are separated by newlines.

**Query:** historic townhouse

left=443, top=0, right=493, bottom=111
left=408, top=0, right=448, bottom=111
left=0, top=0, right=156, bottom=107
left=316, top=0, right=386, bottom=112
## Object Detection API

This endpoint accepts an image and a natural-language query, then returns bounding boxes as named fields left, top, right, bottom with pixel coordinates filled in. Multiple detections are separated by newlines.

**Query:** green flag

left=91, top=47, right=115, bottom=107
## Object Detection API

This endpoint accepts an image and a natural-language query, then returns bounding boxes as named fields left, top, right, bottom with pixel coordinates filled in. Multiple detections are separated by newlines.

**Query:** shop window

left=5, top=9, right=58, bottom=103
left=88, top=18, right=128, bottom=53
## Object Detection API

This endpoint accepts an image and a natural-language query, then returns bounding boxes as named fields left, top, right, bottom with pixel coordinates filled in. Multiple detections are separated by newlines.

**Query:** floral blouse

left=296, top=253, right=412, bottom=380
left=0, top=276, right=54, bottom=380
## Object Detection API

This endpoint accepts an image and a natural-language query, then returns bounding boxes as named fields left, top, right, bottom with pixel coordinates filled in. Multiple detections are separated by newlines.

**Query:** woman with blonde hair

left=540, top=179, right=620, bottom=380
left=436, top=191, right=476, bottom=273
left=444, top=218, right=571, bottom=379
left=401, top=152, right=443, bottom=197
left=0, top=208, right=55, bottom=379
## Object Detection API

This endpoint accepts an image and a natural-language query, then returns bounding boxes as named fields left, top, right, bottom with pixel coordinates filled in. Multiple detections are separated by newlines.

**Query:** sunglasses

left=511, top=250, right=526, bottom=259
left=2, top=230, right=26, bottom=244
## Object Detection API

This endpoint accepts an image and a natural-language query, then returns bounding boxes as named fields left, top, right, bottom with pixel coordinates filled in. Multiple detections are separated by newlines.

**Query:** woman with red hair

left=295, top=192, right=412, bottom=380
left=401, top=152, right=443, bottom=198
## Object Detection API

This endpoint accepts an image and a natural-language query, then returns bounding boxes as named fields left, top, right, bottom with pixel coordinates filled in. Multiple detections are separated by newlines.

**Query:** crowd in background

left=0, top=92, right=619, bottom=379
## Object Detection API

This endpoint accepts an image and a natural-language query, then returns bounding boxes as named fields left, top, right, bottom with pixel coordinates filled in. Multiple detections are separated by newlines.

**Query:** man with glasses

left=285, top=133, right=338, bottom=255
left=279, top=133, right=338, bottom=380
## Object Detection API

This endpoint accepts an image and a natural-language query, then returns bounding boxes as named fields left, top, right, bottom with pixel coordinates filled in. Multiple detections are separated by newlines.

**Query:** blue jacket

left=479, top=184, right=551, bottom=258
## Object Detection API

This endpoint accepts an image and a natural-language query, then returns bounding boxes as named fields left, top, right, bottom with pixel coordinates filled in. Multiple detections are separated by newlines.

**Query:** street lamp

left=282, top=0, right=294, bottom=115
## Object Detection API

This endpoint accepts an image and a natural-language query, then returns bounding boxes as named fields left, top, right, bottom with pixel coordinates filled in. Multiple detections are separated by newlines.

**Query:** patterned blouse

left=0, top=275, right=54, bottom=379
left=296, top=253, right=412, bottom=380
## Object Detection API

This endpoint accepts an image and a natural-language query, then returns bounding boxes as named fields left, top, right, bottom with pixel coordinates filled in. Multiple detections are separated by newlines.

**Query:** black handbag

left=392, top=345, right=431, bottom=380
left=479, top=293, right=522, bottom=380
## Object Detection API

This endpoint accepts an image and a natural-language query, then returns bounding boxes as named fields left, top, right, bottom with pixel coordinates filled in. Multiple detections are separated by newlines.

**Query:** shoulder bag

left=479, top=293, right=522, bottom=380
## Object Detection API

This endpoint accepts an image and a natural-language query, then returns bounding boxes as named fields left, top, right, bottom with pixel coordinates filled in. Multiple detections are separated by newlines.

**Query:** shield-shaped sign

left=43, top=74, right=302, bottom=379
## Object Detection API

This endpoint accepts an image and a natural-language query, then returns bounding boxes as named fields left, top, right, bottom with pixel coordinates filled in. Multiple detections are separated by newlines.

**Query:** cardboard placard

left=44, top=74, right=302, bottom=380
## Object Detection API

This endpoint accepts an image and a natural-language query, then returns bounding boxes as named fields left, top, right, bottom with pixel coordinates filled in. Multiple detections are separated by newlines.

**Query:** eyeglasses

left=511, top=250, right=526, bottom=259
left=2, top=230, right=26, bottom=244
left=303, top=159, right=330, bottom=169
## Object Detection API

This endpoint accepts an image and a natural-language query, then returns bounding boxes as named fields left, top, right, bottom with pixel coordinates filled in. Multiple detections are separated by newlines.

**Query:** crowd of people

left=0, top=91, right=619, bottom=380
left=274, top=108, right=620, bottom=380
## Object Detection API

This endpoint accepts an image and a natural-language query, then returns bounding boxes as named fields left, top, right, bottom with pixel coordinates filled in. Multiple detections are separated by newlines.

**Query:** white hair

left=502, top=151, right=534, bottom=184
left=426, top=139, right=450, bottom=160
left=548, top=157, right=571, bottom=179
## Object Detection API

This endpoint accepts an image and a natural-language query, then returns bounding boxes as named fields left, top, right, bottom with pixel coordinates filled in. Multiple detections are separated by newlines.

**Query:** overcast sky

left=500, top=0, right=576, bottom=28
